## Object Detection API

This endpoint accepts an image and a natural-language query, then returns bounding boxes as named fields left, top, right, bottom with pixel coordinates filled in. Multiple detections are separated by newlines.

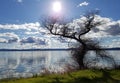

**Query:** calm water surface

left=0, top=51, right=72, bottom=79
left=0, top=50, right=119, bottom=79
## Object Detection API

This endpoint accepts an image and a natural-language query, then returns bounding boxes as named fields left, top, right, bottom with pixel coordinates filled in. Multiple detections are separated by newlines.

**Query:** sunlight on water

left=0, top=51, right=72, bottom=79
left=0, top=50, right=119, bottom=79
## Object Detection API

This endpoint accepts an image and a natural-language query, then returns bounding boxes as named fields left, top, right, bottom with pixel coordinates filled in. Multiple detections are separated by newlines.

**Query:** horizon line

left=0, top=47, right=120, bottom=51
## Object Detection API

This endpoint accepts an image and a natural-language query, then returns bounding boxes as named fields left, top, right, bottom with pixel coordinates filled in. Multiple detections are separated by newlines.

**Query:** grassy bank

left=0, top=69, right=120, bottom=83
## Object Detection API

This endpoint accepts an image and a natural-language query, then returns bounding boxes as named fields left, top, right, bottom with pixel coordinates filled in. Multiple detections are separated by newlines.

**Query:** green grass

left=0, top=69, right=120, bottom=83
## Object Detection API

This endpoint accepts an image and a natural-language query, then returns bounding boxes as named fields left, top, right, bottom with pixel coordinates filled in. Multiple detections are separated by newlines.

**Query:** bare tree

left=43, top=11, right=115, bottom=69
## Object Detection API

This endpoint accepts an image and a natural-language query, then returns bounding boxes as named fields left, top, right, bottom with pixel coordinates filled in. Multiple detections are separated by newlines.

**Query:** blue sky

left=0, top=0, right=120, bottom=49
left=0, top=0, right=120, bottom=24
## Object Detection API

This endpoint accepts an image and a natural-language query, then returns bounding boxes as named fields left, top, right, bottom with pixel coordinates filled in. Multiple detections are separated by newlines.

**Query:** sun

left=52, top=1, right=62, bottom=13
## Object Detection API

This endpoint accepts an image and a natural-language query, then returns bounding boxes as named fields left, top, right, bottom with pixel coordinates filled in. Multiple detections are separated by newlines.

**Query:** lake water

left=0, top=50, right=120, bottom=79
left=0, top=51, right=73, bottom=79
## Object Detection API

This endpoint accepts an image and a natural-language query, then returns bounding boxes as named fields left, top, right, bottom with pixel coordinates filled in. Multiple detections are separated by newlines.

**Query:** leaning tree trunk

left=72, top=43, right=88, bottom=69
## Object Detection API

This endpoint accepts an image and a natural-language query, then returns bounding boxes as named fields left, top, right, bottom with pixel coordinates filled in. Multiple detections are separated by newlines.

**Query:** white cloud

left=105, top=21, right=120, bottom=36
left=25, top=32, right=39, bottom=35
left=20, top=37, right=47, bottom=45
left=77, top=1, right=89, bottom=7
left=0, top=38, right=7, bottom=43
left=99, top=37, right=120, bottom=48
left=0, top=32, right=19, bottom=39
left=0, top=15, right=120, bottom=48
left=0, top=32, right=19, bottom=43
left=70, top=15, right=120, bottom=38
left=0, top=22, right=40, bottom=31
left=8, top=37, right=18, bottom=43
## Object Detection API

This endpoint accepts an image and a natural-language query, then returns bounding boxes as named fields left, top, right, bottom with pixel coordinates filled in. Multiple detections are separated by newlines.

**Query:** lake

left=0, top=50, right=120, bottom=79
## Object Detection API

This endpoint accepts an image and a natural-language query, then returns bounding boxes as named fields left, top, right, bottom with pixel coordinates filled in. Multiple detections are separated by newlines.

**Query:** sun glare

left=52, top=1, right=62, bottom=13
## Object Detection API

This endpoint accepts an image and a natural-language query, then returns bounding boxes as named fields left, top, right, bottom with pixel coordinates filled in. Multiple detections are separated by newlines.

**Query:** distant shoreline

left=0, top=48, right=71, bottom=51
left=0, top=48, right=120, bottom=51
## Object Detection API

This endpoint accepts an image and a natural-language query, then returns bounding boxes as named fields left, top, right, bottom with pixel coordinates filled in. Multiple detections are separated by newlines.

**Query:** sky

left=0, top=0, right=120, bottom=24
left=0, top=0, right=120, bottom=49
